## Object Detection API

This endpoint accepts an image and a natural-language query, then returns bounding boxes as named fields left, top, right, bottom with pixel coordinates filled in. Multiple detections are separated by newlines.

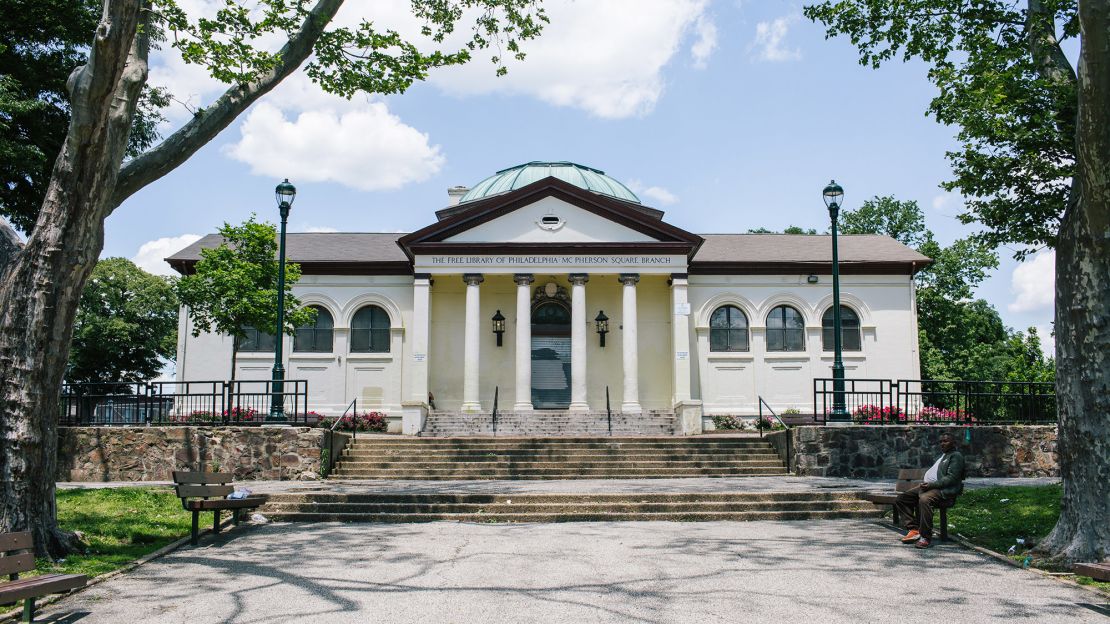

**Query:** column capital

left=513, top=273, right=535, bottom=286
left=413, top=272, right=432, bottom=280
left=462, top=273, right=484, bottom=286
left=618, top=273, right=640, bottom=286
left=568, top=273, right=590, bottom=285
left=670, top=272, right=689, bottom=281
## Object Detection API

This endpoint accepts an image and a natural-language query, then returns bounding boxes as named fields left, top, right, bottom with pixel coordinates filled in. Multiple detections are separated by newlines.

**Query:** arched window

left=294, top=306, right=334, bottom=352
left=766, top=305, right=805, bottom=352
left=822, top=305, right=862, bottom=351
left=350, top=305, right=391, bottom=353
left=236, top=326, right=275, bottom=352
left=709, top=305, right=749, bottom=352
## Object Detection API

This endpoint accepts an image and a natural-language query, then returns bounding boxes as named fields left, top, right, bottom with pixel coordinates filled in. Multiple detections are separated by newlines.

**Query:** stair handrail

left=758, top=396, right=791, bottom=473
left=323, top=398, right=357, bottom=476
left=605, top=386, right=612, bottom=436
left=491, top=386, right=499, bottom=436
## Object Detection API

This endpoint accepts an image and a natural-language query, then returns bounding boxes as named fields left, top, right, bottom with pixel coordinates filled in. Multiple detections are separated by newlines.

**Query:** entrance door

left=531, top=302, right=571, bottom=409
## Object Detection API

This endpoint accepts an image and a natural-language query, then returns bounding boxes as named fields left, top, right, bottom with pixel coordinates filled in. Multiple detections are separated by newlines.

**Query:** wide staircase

left=419, top=410, right=678, bottom=437
left=259, top=491, right=879, bottom=523
left=328, top=436, right=787, bottom=480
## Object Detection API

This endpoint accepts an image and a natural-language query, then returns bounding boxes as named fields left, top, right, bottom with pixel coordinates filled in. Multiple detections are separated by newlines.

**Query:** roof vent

left=447, top=186, right=469, bottom=206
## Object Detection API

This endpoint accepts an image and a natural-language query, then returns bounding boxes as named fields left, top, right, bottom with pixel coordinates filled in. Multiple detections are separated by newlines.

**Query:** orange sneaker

left=901, top=530, right=921, bottom=544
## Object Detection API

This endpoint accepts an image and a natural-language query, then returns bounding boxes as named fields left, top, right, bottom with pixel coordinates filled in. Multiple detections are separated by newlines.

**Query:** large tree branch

left=1027, top=0, right=1079, bottom=86
left=111, top=0, right=345, bottom=206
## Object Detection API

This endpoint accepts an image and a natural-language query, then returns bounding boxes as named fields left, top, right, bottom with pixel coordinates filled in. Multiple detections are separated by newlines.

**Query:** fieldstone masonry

left=57, top=426, right=330, bottom=481
left=767, top=425, right=1057, bottom=478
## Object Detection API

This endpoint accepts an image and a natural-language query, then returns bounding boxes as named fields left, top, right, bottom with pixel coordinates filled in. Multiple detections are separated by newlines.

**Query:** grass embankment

left=946, top=484, right=1108, bottom=592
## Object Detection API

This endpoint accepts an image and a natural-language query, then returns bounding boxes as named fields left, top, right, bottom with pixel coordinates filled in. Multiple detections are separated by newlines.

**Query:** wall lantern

left=491, top=309, right=506, bottom=346
left=595, top=310, right=609, bottom=347
left=807, top=274, right=819, bottom=284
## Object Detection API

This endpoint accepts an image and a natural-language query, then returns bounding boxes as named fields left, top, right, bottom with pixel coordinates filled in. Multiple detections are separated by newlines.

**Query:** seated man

left=895, top=432, right=966, bottom=549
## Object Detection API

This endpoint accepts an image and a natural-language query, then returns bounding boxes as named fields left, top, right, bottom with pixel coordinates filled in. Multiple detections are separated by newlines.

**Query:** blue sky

left=102, top=0, right=1055, bottom=352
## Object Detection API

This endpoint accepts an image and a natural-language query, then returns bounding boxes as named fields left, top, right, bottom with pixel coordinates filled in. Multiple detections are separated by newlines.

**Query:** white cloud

left=225, top=102, right=445, bottom=191
left=627, top=180, right=679, bottom=206
left=131, top=234, right=201, bottom=276
left=750, top=15, right=802, bottom=62
left=691, top=15, right=718, bottom=69
left=1034, top=324, right=1055, bottom=357
left=430, top=0, right=714, bottom=118
left=1008, top=249, right=1055, bottom=313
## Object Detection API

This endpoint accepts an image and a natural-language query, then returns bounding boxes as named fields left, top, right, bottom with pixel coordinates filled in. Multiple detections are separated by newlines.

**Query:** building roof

left=694, top=234, right=932, bottom=265
left=458, top=162, right=641, bottom=205
left=166, top=232, right=930, bottom=275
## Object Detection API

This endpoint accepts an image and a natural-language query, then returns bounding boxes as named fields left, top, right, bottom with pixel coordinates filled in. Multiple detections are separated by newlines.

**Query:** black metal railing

left=323, top=398, right=357, bottom=476
left=758, top=396, right=791, bottom=472
left=605, top=386, right=612, bottom=436
left=60, top=379, right=312, bottom=426
left=491, top=386, right=499, bottom=436
left=813, top=378, right=1056, bottom=425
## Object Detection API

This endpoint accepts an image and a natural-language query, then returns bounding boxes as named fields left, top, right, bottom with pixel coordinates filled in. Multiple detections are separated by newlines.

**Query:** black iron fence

left=60, top=379, right=312, bottom=426
left=813, top=378, right=1055, bottom=425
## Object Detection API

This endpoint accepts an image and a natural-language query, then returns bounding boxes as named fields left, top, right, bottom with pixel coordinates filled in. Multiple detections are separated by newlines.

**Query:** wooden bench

left=862, top=468, right=954, bottom=540
left=173, top=471, right=264, bottom=546
left=1074, top=562, right=1110, bottom=582
left=0, top=532, right=86, bottom=623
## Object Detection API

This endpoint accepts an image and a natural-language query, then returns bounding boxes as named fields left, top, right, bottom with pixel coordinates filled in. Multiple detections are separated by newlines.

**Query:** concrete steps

left=330, top=436, right=788, bottom=480
left=420, top=411, right=678, bottom=437
left=259, top=491, right=880, bottom=523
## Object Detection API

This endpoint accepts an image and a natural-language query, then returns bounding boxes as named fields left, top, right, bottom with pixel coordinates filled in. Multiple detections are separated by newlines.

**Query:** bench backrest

left=895, top=468, right=926, bottom=493
left=173, top=471, right=234, bottom=499
left=0, top=532, right=35, bottom=577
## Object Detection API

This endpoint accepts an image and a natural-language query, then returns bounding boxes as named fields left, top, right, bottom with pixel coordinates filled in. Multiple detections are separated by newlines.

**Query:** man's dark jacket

left=928, top=451, right=966, bottom=497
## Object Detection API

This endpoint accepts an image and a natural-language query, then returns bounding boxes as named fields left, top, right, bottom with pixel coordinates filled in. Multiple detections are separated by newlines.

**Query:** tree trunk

left=1037, top=0, right=1110, bottom=565
left=0, top=0, right=148, bottom=558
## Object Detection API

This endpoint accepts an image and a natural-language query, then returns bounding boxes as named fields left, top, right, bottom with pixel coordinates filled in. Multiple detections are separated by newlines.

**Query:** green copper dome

left=458, top=161, right=641, bottom=204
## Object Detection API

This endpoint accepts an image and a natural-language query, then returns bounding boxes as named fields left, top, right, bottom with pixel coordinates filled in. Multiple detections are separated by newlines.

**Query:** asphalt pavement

left=35, top=518, right=1107, bottom=623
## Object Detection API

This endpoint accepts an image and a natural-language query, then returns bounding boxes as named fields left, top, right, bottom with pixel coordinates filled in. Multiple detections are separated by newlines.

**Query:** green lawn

left=38, top=487, right=193, bottom=578
left=946, top=484, right=1108, bottom=592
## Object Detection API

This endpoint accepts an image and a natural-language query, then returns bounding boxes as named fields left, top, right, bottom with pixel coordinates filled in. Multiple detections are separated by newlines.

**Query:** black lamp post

left=595, top=310, right=609, bottom=347
left=492, top=309, right=506, bottom=347
left=268, top=178, right=295, bottom=423
left=823, top=180, right=849, bottom=422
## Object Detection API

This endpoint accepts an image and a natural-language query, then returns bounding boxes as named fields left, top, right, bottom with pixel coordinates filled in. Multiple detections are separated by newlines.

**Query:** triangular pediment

left=398, top=177, right=703, bottom=259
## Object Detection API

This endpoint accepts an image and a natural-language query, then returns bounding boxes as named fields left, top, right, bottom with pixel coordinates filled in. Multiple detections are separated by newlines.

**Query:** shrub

left=851, top=404, right=905, bottom=424
left=915, top=406, right=974, bottom=423
left=711, top=415, right=742, bottom=430
left=320, top=411, right=388, bottom=432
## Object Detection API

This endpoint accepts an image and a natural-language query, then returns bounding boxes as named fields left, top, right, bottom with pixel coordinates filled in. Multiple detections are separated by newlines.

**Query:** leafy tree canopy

left=176, top=216, right=315, bottom=344
left=746, top=226, right=819, bottom=235
left=0, top=0, right=168, bottom=233
left=804, top=0, right=1078, bottom=256
left=67, top=258, right=179, bottom=385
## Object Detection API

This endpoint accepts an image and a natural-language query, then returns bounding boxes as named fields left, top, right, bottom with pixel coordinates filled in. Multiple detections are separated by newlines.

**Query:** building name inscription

left=428, top=255, right=674, bottom=266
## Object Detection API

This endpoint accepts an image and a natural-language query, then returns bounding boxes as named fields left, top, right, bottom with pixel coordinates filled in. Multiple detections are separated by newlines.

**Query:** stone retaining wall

left=765, top=425, right=1057, bottom=478
left=57, top=426, right=337, bottom=482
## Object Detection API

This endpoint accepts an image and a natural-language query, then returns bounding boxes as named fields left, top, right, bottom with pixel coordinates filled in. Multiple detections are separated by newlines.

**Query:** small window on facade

left=766, top=305, right=806, bottom=352
left=236, top=326, right=275, bottom=352
left=294, top=305, right=334, bottom=352
left=351, top=305, right=391, bottom=353
left=709, top=305, right=749, bottom=352
left=822, top=305, right=862, bottom=351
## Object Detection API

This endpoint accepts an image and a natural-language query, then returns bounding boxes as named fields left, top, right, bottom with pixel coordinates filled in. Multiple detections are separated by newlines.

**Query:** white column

left=619, top=273, right=642, bottom=413
left=569, top=273, right=590, bottom=411
left=461, top=273, right=483, bottom=412
left=513, top=274, right=534, bottom=411
left=402, top=275, right=431, bottom=434
left=670, top=274, right=692, bottom=403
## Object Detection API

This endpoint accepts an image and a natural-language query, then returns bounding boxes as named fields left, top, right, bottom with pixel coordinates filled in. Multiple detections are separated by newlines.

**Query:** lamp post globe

left=268, top=179, right=296, bottom=424
left=824, top=179, right=849, bottom=422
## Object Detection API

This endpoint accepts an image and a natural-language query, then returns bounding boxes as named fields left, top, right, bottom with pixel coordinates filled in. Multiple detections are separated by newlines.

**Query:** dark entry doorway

left=531, top=301, right=571, bottom=409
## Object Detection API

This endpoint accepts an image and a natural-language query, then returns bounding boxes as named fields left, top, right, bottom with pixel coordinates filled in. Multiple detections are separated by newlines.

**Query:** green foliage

left=67, top=258, right=179, bottom=385
left=711, top=415, right=742, bottom=430
left=176, top=216, right=315, bottom=343
left=803, top=1, right=1077, bottom=255
left=946, top=484, right=1061, bottom=558
left=838, top=195, right=1053, bottom=383
left=0, top=0, right=168, bottom=233
left=747, top=226, right=819, bottom=235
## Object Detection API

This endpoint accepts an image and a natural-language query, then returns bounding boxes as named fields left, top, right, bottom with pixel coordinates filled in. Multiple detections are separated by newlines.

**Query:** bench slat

left=184, top=498, right=264, bottom=511
left=1075, top=563, right=1110, bottom=582
left=173, top=471, right=233, bottom=485
left=0, top=532, right=33, bottom=553
left=0, top=553, right=35, bottom=576
left=0, top=574, right=86, bottom=602
left=176, top=484, right=234, bottom=499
